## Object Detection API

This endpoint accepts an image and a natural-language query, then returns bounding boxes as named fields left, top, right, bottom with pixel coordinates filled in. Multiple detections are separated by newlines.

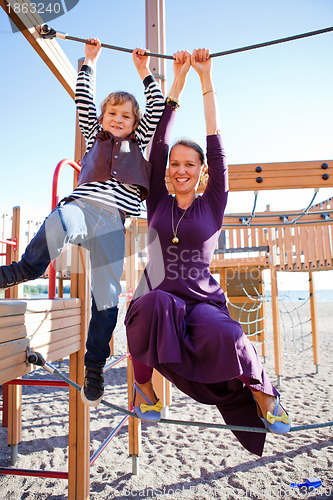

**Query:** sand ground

left=0, top=300, right=332, bottom=500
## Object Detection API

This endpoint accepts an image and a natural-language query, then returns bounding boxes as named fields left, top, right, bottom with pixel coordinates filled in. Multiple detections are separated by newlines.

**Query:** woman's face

left=169, top=145, right=203, bottom=196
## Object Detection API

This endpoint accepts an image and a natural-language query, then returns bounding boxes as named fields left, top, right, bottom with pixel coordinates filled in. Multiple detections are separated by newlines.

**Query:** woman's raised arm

left=191, top=49, right=220, bottom=136
left=147, top=51, right=191, bottom=213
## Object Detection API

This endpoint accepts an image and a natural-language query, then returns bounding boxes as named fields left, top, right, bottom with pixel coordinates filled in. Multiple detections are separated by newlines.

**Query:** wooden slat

left=24, top=298, right=80, bottom=313
left=0, top=352, right=26, bottom=372
left=0, top=364, right=29, bottom=386
left=251, top=227, right=257, bottom=247
left=0, top=339, right=29, bottom=367
left=0, top=300, right=26, bottom=317
left=235, top=228, right=242, bottom=249
left=210, top=255, right=269, bottom=270
left=0, top=314, right=25, bottom=328
left=322, top=225, right=333, bottom=268
left=307, top=226, right=317, bottom=269
left=257, top=227, right=266, bottom=248
left=40, top=340, right=82, bottom=365
left=229, top=228, right=234, bottom=249
left=276, top=227, right=285, bottom=270
left=229, top=160, right=333, bottom=173
left=300, top=226, right=310, bottom=270
left=314, top=226, right=326, bottom=269
left=30, top=325, right=81, bottom=350
left=25, top=315, right=81, bottom=336
left=24, top=307, right=81, bottom=324
left=0, top=324, right=27, bottom=343
left=284, top=226, right=294, bottom=271
left=293, top=226, right=302, bottom=271
left=35, top=333, right=81, bottom=356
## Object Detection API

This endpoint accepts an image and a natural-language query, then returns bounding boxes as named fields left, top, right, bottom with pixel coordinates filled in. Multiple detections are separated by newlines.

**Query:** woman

left=125, top=49, right=291, bottom=456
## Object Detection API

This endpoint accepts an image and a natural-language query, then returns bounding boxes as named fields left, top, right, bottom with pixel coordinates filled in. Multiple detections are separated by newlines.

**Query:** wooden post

left=309, top=271, right=319, bottom=373
left=68, top=260, right=90, bottom=499
left=259, top=270, right=267, bottom=360
left=126, top=223, right=141, bottom=474
left=268, top=228, right=283, bottom=385
left=6, top=380, right=22, bottom=465
left=127, top=357, right=141, bottom=475
left=68, top=58, right=91, bottom=500
left=6, top=207, right=22, bottom=464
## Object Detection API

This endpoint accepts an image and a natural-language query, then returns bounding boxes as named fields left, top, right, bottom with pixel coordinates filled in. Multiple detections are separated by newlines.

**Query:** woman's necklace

left=171, top=197, right=189, bottom=244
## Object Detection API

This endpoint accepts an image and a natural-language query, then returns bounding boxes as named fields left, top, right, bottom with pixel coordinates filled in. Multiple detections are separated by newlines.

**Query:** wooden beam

left=166, top=159, right=333, bottom=193
left=0, top=0, right=76, bottom=99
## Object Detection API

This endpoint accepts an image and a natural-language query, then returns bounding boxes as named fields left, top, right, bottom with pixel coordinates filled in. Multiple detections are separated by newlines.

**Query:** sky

left=0, top=0, right=332, bottom=289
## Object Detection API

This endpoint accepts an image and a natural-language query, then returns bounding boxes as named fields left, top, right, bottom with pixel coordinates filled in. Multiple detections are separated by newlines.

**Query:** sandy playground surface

left=0, top=299, right=332, bottom=500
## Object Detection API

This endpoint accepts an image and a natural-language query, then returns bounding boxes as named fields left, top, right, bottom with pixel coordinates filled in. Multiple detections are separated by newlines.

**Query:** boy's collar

left=97, top=129, right=137, bottom=142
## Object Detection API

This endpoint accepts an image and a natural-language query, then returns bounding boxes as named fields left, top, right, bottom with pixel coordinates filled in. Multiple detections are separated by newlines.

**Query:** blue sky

left=0, top=0, right=332, bottom=289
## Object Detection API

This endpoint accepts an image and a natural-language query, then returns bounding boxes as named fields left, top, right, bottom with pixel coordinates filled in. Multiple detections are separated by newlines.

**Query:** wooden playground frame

left=0, top=1, right=332, bottom=498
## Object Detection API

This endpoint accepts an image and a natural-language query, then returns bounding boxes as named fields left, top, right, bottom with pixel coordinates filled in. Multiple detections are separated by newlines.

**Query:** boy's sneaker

left=81, top=367, right=104, bottom=407
left=0, top=262, right=29, bottom=289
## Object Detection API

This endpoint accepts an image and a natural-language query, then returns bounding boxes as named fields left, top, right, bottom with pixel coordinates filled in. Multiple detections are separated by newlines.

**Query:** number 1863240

left=6, top=2, right=62, bottom=15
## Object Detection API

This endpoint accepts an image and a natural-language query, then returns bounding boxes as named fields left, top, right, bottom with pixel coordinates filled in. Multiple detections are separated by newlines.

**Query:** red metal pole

left=49, top=159, right=81, bottom=299
left=5, top=379, right=68, bottom=387
left=0, top=468, right=68, bottom=479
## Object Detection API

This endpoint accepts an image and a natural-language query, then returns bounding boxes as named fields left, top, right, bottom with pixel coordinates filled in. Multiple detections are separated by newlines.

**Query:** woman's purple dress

left=125, top=105, right=277, bottom=456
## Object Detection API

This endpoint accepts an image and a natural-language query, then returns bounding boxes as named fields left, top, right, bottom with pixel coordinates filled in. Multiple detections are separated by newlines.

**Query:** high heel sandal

left=255, top=395, right=291, bottom=434
left=131, top=382, right=162, bottom=422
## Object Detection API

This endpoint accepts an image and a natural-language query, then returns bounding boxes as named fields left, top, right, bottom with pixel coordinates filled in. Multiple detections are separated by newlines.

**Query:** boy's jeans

left=17, top=199, right=126, bottom=367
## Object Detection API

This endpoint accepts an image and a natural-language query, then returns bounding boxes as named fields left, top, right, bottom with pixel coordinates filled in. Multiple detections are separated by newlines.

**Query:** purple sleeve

left=146, top=105, right=176, bottom=214
left=202, top=134, right=229, bottom=225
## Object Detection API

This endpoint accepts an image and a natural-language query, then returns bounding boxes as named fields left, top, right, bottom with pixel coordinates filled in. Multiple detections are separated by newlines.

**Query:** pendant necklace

left=171, top=197, right=189, bottom=244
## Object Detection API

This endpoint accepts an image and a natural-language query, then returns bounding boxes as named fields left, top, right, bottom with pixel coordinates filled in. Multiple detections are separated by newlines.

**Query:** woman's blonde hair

left=99, top=91, right=142, bottom=130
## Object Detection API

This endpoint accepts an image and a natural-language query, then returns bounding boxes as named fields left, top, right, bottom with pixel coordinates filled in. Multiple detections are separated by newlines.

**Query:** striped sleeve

left=75, top=65, right=101, bottom=151
left=135, top=78, right=165, bottom=151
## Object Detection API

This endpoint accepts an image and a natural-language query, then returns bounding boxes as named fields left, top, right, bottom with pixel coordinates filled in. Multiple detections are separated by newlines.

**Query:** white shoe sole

left=80, top=386, right=103, bottom=407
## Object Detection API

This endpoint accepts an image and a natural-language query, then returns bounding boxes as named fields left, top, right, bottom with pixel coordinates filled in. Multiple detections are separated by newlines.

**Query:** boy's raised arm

left=132, top=47, right=152, bottom=81
left=75, top=38, right=102, bottom=145
left=133, top=47, right=165, bottom=150
left=83, top=38, right=102, bottom=69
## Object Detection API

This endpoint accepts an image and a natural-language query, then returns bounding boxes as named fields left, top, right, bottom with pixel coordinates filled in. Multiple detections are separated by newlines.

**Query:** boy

left=0, top=38, right=165, bottom=406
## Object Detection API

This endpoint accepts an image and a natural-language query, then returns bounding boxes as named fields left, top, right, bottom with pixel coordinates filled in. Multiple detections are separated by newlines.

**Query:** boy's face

left=102, top=100, right=136, bottom=138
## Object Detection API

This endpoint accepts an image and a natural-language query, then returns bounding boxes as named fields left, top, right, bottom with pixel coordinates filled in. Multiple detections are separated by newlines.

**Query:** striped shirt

left=69, top=65, right=165, bottom=216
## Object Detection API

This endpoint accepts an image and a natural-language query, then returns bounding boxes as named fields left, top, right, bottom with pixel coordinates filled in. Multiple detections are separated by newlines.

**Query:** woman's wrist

left=168, top=76, right=186, bottom=101
left=200, top=73, right=213, bottom=91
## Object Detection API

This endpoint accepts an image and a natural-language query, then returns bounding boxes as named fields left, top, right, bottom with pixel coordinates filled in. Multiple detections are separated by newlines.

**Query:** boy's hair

left=99, top=91, right=142, bottom=130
